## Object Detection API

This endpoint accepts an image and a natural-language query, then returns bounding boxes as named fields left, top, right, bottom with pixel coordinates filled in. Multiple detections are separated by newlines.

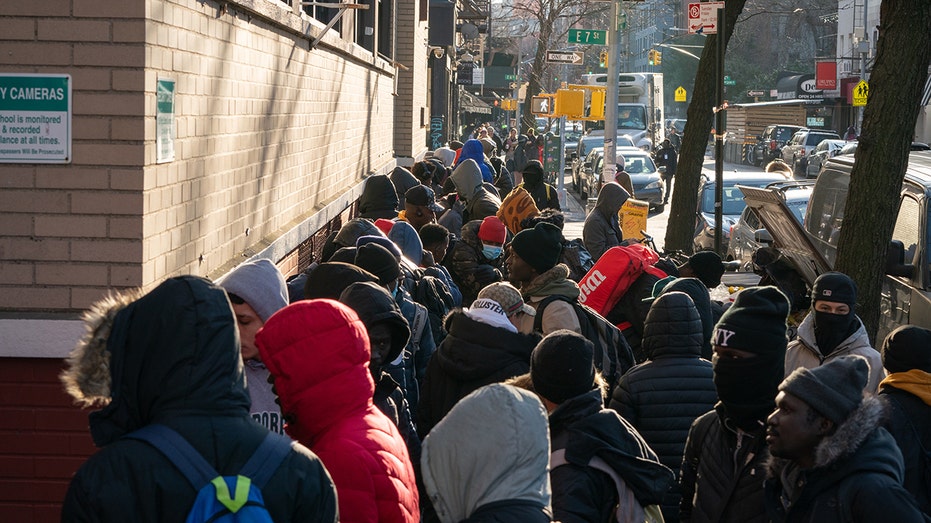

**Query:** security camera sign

left=0, top=74, right=71, bottom=164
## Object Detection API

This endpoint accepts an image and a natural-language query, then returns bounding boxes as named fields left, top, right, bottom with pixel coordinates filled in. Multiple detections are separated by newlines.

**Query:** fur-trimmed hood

left=521, top=264, right=580, bottom=300
left=60, top=276, right=249, bottom=447
left=767, top=394, right=892, bottom=476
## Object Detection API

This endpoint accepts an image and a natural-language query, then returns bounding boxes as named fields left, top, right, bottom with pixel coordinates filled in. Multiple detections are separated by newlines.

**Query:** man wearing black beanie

left=506, top=222, right=582, bottom=334
left=528, top=330, right=674, bottom=523
left=764, top=355, right=926, bottom=522
left=879, top=325, right=931, bottom=515
left=785, top=271, right=883, bottom=393
left=680, top=286, right=790, bottom=523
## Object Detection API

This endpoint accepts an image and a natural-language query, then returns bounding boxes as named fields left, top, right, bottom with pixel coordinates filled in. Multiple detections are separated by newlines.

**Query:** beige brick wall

left=0, top=0, right=400, bottom=311
left=395, top=0, right=430, bottom=161
left=0, top=0, right=406, bottom=326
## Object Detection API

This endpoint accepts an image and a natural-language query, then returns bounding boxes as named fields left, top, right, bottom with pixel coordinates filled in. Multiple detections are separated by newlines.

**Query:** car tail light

left=769, top=140, right=776, bottom=151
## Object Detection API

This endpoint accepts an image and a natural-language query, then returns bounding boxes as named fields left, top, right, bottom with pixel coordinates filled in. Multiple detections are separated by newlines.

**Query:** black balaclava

left=711, top=286, right=790, bottom=431
left=811, top=272, right=859, bottom=356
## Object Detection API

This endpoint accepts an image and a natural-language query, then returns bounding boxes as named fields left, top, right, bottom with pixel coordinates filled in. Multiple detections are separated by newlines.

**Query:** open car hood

left=739, top=185, right=831, bottom=286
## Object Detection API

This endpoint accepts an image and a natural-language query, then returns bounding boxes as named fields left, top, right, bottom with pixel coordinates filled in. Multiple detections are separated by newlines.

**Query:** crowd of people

left=59, top=132, right=930, bottom=522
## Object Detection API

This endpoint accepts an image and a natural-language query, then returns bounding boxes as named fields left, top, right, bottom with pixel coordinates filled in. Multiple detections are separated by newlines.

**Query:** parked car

left=665, top=118, right=687, bottom=134
left=693, top=171, right=791, bottom=252
left=781, top=129, right=841, bottom=177
left=750, top=124, right=804, bottom=166
left=580, top=147, right=665, bottom=210
left=727, top=181, right=814, bottom=270
left=740, top=150, right=931, bottom=342
left=570, top=134, right=635, bottom=192
left=830, top=141, right=928, bottom=160
left=805, top=139, right=847, bottom=178
left=838, top=141, right=859, bottom=156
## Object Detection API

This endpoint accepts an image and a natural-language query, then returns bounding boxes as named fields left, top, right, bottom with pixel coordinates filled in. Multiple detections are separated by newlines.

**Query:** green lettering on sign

left=568, top=29, right=607, bottom=46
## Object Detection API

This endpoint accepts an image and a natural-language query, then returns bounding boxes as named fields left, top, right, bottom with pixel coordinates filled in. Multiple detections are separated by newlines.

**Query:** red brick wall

left=0, top=358, right=95, bottom=522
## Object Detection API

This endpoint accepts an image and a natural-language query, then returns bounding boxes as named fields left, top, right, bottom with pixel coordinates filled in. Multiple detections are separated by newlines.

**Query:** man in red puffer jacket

left=256, top=299, right=420, bottom=523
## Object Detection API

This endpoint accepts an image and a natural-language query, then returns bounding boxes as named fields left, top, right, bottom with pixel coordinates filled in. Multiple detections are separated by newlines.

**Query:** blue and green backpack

left=127, top=424, right=292, bottom=522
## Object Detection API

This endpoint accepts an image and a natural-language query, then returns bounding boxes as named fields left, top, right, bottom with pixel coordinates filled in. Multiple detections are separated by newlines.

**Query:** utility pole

left=713, top=6, right=725, bottom=256
left=603, top=0, right=622, bottom=187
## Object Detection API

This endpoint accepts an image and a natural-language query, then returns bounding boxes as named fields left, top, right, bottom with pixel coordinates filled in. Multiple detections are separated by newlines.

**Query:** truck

left=581, top=72, right=665, bottom=151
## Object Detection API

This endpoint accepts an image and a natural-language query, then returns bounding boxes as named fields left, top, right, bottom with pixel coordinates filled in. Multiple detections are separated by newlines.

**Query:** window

left=805, top=168, right=851, bottom=265
left=891, top=195, right=920, bottom=268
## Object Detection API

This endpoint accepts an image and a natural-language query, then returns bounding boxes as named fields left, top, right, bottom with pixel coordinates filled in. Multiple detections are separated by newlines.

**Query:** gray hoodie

left=421, top=383, right=552, bottom=522
left=450, top=159, right=501, bottom=223
left=582, top=182, right=630, bottom=261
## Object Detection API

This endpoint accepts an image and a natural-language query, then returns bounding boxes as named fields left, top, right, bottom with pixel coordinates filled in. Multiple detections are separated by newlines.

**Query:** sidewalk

left=557, top=161, right=761, bottom=288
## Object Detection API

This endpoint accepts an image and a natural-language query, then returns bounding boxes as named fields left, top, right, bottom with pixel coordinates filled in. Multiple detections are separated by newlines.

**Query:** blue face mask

left=483, top=244, right=503, bottom=260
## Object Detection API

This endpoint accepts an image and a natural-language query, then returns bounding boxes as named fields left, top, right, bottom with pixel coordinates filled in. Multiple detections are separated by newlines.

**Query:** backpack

left=550, top=431, right=666, bottom=523
left=561, top=239, right=595, bottom=283
left=413, top=273, right=455, bottom=345
left=125, top=424, right=292, bottom=523
left=578, top=244, right=667, bottom=317
left=534, top=295, right=635, bottom=400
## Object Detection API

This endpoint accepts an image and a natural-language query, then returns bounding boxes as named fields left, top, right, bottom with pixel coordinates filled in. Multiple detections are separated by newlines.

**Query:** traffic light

left=599, top=50, right=608, bottom=68
left=647, top=49, right=656, bottom=66
left=589, top=89, right=606, bottom=119
left=555, top=89, right=585, bottom=118
left=654, top=51, right=662, bottom=65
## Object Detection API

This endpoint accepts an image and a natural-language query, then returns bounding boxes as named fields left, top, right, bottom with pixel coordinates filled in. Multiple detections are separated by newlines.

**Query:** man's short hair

left=419, top=223, right=450, bottom=247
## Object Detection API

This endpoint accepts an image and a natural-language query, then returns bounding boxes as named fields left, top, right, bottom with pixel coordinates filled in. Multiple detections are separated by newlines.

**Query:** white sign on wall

left=156, top=78, right=176, bottom=164
left=0, top=73, right=72, bottom=164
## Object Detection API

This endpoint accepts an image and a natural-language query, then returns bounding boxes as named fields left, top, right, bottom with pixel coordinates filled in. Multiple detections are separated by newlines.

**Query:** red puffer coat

left=256, top=299, right=420, bottom=523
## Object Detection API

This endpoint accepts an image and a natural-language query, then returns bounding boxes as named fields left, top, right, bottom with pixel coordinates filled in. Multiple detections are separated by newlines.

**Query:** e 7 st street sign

left=546, top=50, right=584, bottom=65
left=568, top=29, right=607, bottom=45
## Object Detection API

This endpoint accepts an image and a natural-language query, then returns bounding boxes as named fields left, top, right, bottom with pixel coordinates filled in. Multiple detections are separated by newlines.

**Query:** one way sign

left=545, top=50, right=584, bottom=65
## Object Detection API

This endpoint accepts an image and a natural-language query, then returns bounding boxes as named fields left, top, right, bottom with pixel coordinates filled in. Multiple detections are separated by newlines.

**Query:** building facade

left=0, top=0, right=431, bottom=519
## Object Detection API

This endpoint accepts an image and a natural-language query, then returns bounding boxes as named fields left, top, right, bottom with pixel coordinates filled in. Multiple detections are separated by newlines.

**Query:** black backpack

left=561, top=239, right=595, bottom=283
left=412, top=273, right=455, bottom=345
left=534, top=295, right=635, bottom=401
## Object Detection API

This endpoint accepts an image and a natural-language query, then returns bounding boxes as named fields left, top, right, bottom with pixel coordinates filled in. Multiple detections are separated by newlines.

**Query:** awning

left=460, top=91, right=492, bottom=115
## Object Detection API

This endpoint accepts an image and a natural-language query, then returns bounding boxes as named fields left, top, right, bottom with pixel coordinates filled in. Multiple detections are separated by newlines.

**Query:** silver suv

left=781, top=129, right=841, bottom=177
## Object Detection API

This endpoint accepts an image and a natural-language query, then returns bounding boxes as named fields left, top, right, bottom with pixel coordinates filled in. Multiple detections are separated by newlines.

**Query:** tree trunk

left=834, top=0, right=931, bottom=343
left=664, top=0, right=747, bottom=254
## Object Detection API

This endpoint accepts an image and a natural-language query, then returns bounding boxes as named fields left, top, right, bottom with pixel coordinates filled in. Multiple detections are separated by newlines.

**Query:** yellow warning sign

left=852, top=80, right=869, bottom=107
left=675, top=86, right=687, bottom=103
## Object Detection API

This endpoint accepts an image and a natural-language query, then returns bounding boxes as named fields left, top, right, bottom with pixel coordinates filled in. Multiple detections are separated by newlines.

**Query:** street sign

left=0, top=73, right=71, bottom=164
left=747, top=90, right=765, bottom=97
left=674, top=86, right=687, bottom=102
left=546, top=50, right=584, bottom=65
left=852, top=79, right=869, bottom=106
left=724, top=75, right=736, bottom=86
left=505, top=74, right=517, bottom=81
left=687, top=2, right=724, bottom=34
left=568, top=29, right=607, bottom=45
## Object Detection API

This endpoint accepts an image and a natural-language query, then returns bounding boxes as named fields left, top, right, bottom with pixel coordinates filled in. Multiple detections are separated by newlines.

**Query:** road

left=559, top=155, right=766, bottom=287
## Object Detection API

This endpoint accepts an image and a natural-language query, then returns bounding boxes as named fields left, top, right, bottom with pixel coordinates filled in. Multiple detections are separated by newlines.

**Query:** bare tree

left=834, top=0, right=931, bottom=342
left=664, top=0, right=749, bottom=253
left=506, top=0, right=609, bottom=132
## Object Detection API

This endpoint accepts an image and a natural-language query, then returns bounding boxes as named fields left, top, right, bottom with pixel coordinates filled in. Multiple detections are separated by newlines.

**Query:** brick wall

left=395, top=0, right=430, bottom=160
left=0, top=0, right=401, bottom=317
left=0, top=358, right=95, bottom=522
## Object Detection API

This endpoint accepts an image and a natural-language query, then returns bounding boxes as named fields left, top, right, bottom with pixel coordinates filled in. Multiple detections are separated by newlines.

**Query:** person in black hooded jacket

left=60, top=276, right=337, bottom=522
left=610, top=291, right=717, bottom=521
left=417, top=297, right=542, bottom=438
left=339, top=281, right=421, bottom=468
left=529, top=330, right=674, bottom=523
left=359, top=173, right=400, bottom=219
left=516, top=159, right=560, bottom=211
